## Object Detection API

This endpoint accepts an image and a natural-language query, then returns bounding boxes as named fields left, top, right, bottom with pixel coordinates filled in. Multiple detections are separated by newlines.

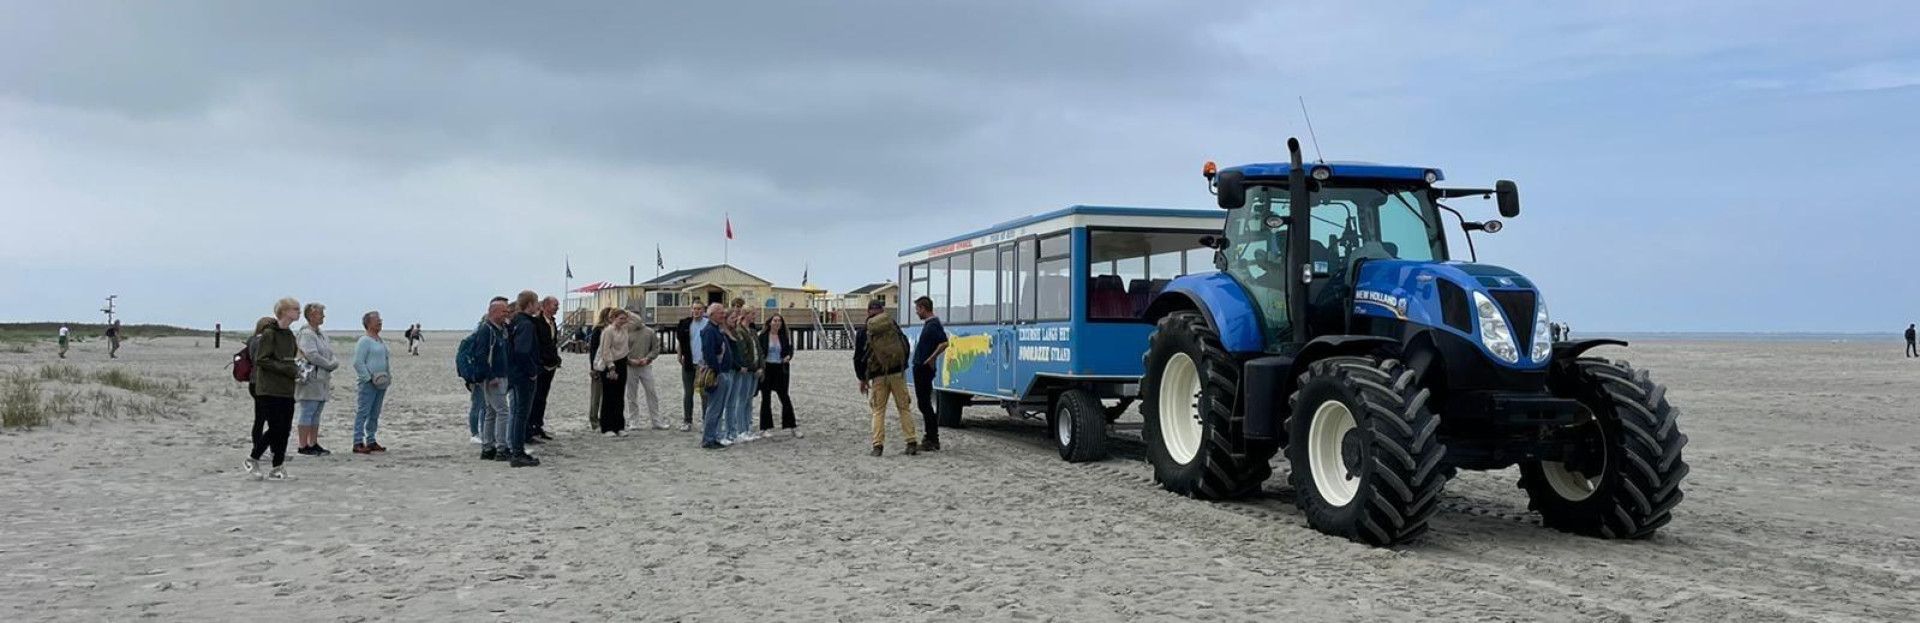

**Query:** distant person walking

left=910, top=296, right=949, bottom=451
left=214, top=322, right=222, bottom=349
left=593, top=309, right=633, bottom=435
left=105, top=320, right=122, bottom=358
left=728, top=309, right=762, bottom=443
left=1906, top=324, right=1917, bottom=358
left=294, top=303, right=339, bottom=457
left=758, top=313, right=799, bottom=437
left=677, top=303, right=708, bottom=432
left=352, top=311, right=391, bottom=454
left=57, top=325, right=69, bottom=358
left=624, top=310, right=666, bottom=430
left=699, top=304, right=735, bottom=449
left=405, top=324, right=423, bottom=356
left=504, top=291, right=543, bottom=466
left=529, top=297, right=562, bottom=441
left=464, top=298, right=513, bottom=462
left=246, top=298, right=302, bottom=480
left=854, top=299, right=916, bottom=456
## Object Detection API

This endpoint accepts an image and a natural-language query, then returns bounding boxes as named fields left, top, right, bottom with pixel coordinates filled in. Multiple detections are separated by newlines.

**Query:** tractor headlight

left=1530, top=298, right=1552, bottom=362
left=1473, top=291, right=1520, bottom=364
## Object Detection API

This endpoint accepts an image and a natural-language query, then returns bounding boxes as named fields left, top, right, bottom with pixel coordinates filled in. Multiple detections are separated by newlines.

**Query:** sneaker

left=470, top=435, right=483, bottom=444
left=604, top=431, right=618, bottom=437
left=718, top=437, right=734, bottom=447
left=367, top=443, right=385, bottom=453
left=353, top=444, right=372, bottom=454
left=297, top=446, right=319, bottom=456
left=526, top=436, right=545, bottom=445
left=655, top=423, right=672, bottom=430
left=312, top=444, right=332, bottom=456
left=922, top=439, right=941, bottom=452
left=905, top=441, right=920, bottom=456
left=243, top=457, right=260, bottom=478
left=480, top=448, right=497, bottom=461
left=701, top=441, right=726, bottom=450
left=266, top=466, right=289, bottom=481
left=870, top=445, right=883, bottom=457
left=509, top=454, right=540, bottom=468
left=790, top=428, right=804, bottom=439
left=681, top=423, right=692, bottom=432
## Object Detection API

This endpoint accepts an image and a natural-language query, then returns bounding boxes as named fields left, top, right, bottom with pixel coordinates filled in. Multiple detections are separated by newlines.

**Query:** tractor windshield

left=1224, top=183, right=1447, bottom=346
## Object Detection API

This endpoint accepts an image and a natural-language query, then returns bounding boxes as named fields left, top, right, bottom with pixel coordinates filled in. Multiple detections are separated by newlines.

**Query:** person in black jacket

left=675, top=303, right=705, bottom=432
left=528, top=297, right=563, bottom=440
left=503, top=290, right=543, bottom=467
left=757, top=313, right=799, bottom=436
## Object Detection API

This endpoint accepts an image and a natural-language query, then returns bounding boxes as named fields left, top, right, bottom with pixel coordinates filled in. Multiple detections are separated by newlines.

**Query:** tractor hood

left=1350, top=259, right=1550, bottom=369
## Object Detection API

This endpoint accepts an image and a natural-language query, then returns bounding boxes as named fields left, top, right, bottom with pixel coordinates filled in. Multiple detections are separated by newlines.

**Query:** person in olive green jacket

left=247, top=297, right=303, bottom=481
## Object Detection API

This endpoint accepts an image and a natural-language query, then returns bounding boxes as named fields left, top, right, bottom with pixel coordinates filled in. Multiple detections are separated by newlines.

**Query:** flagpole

left=562, top=254, right=570, bottom=326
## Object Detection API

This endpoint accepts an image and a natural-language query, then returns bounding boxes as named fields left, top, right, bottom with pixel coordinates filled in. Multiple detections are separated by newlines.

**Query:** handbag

left=695, top=367, right=717, bottom=391
left=371, top=373, right=391, bottom=389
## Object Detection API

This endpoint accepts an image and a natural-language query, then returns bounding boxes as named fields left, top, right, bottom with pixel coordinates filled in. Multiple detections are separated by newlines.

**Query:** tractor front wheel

left=1140, top=311, right=1273, bottom=499
left=1286, top=356, right=1449, bottom=546
left=1520, top=358, right=1688, bottom=538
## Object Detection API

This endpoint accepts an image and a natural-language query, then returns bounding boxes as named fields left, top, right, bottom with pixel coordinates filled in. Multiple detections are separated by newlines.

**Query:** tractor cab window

left=1226, top=186, right=1295, bottom=343
left=1310, top=187, right=1443, bottom=277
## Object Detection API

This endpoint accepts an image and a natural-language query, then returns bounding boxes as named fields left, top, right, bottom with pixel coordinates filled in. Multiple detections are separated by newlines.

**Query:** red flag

left=725, top=215, right=734, bottom=240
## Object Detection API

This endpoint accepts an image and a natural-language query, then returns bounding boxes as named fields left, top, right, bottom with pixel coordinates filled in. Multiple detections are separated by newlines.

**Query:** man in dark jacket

left=527, top=297, right=563, bottom=441
left=853, top=299, right=916, bottom=456
left=503, top=291, right=543, bottom=467
left=698, top=304, right=735, bottom=449
left=465, top=298, right=514, bottom=462
left=675, top=303, right=706, bottom=431
left=1907, top=323, right=1916, bottom=358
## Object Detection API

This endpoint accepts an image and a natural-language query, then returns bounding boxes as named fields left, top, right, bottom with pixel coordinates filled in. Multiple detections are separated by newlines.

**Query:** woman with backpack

left=592, top=309, right=631, bottom=436
left=247, top=298, right=303, bottom=480
left=294, top=303, right=339, bottom=456
left=757, top=313, right=799, bottom=437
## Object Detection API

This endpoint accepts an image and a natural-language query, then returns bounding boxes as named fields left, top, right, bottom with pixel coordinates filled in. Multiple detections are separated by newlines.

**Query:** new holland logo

left=1354, top=290, right=1408, bottom=319
left=1497, top=276, right=1516, bottom=287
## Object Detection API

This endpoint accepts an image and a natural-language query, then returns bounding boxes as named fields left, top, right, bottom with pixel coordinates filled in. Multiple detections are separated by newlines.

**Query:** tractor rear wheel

left=1286, top=356, right=1449, bottom=546
left=1520, top=358, right=1688, bottom=539
left=1052, top=388, right=1109, bottom=462
left=1141, top=311, right=1274, bottom=499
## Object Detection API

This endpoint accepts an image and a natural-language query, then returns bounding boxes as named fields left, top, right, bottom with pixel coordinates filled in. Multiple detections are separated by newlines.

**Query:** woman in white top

left=294, top=303, right=339, bottom=456
left=593, top=311, right=632, bottom=435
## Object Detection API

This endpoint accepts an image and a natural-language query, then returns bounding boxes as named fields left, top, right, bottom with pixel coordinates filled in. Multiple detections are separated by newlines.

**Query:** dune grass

left=1, top=365, right=191, bottom=430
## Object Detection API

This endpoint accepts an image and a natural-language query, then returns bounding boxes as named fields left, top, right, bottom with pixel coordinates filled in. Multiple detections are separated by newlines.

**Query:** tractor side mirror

left=1215, top=170, right=1246, bottom=209
left=1464, top=220, right=1503, bottom=233
left=1198, top=235, right=1229, bottom=250
left=1495, top=180, right=1520, bottom=218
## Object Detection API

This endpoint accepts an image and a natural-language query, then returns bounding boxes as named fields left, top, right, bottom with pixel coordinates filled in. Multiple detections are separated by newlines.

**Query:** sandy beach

left=1, top=335, right=1917, bottom=622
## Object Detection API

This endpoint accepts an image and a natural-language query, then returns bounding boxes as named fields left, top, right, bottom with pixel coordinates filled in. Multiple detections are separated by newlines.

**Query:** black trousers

left=530, top=368, right=555, bottom=433
left=759, top=362, right=796, bottom=430
left=599, top=361, right=627, bottom=433
left=1908, top=341, right=1917, bottom=357
left=250, top=395, right=295, bottom=467
left=913, top=365, right=939, bottom=443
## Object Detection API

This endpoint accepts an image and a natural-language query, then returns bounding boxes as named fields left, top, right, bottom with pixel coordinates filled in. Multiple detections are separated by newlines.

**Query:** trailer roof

left=1225, top=160, right=1443, bottom=183
left=897, top=205, right=1219, bottom=257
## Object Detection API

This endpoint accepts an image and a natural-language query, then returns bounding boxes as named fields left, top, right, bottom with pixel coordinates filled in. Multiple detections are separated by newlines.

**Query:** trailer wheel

left=1052, top=388, right=1109, bottom=462
left=1286, top=355, right=1448, bottom=546
left=1141, top=311, right=1273, bottom=499
left=1520, top=358, right=1688, bottom=539
left=935, top=390, right=967, bottom=428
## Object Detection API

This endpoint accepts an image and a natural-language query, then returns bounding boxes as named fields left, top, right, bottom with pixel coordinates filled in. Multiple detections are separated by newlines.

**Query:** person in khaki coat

left=623, top=310, right=666, bottom=430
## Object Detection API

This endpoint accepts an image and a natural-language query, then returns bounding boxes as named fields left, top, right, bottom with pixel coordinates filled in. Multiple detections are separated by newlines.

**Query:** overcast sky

left=4, top=1, right=1917, bottom=331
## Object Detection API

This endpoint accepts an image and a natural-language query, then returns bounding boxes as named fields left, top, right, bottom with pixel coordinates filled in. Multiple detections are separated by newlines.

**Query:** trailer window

left=971, top=248, right=997, bottom=323
left=949, top=253, right=972, bottom=324
left=1087, top=230, right=1212, bottom=321
left=929, top=257, right=951, bottom=321
left=1036, top=233, right=1071, bottom=321
left=1017, top=238, right=1037, bottom=321
left=999, top=246, right=1015, bottom=324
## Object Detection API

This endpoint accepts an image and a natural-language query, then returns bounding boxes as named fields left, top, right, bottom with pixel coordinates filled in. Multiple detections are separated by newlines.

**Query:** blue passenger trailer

left=897, top=206, right=1223, bottom=461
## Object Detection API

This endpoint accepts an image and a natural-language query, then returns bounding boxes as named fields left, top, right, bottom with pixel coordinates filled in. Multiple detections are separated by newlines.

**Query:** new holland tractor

left=1139, top=139, right=1689, bottom=546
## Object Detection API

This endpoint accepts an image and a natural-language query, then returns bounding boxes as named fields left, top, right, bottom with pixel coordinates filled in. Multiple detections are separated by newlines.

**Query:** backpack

left=455, top=331, right=478, bottom=382
left=864, top=314, right=908, bottom=372
left=230, top=338, right=255, bottom=383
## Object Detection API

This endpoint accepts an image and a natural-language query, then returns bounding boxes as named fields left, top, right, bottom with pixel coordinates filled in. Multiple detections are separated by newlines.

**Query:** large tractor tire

left=935, top=389, right=968, bottom=428
left=1286, top=356, right=1448, bottom=547
left=1051, top=388, right=1109, bottom=462
left=1140, top=311, right=1274, bottom=499
left=1520, top=358, right=1688, bottom=539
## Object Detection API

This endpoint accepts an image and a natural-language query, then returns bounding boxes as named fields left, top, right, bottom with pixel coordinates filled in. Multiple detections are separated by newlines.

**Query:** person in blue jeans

left=699, top=304, right=736, bottom=449
left=463, top=297, right=513, bottom=462
left=352, top=311, right=392, bottom=453
left=504, top=291, right=544, bottom=468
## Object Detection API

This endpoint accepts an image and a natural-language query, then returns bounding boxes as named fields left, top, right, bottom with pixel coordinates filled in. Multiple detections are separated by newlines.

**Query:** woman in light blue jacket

left=352, top=311, right=393, bottom=454
left=294, top=303, right=338, bottom=456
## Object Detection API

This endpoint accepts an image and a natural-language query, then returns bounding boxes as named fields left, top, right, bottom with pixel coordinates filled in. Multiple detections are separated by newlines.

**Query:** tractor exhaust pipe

left=1286, top=137, right=1312, bottom=345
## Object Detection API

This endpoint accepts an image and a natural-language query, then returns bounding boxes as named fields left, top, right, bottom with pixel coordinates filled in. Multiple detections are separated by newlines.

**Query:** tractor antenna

left=1298, top=96, right=1325, bottom=163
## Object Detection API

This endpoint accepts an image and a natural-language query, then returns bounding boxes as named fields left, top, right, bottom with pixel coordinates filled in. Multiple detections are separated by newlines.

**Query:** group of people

left=403, top=324, right=425, bottom=356
left=853, top=296, right=948, bottom=456
left=51, top=320, right=121, bottom=359
left=243, top=298, right=393, bottom=480
left=458, top=292, right=564, bottom=468
left=674, top=299, right=801, bottom=450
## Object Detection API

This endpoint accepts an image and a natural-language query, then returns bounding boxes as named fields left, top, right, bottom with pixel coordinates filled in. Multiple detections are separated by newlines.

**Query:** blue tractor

left=1140, top=139, right=1689, bottom=546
